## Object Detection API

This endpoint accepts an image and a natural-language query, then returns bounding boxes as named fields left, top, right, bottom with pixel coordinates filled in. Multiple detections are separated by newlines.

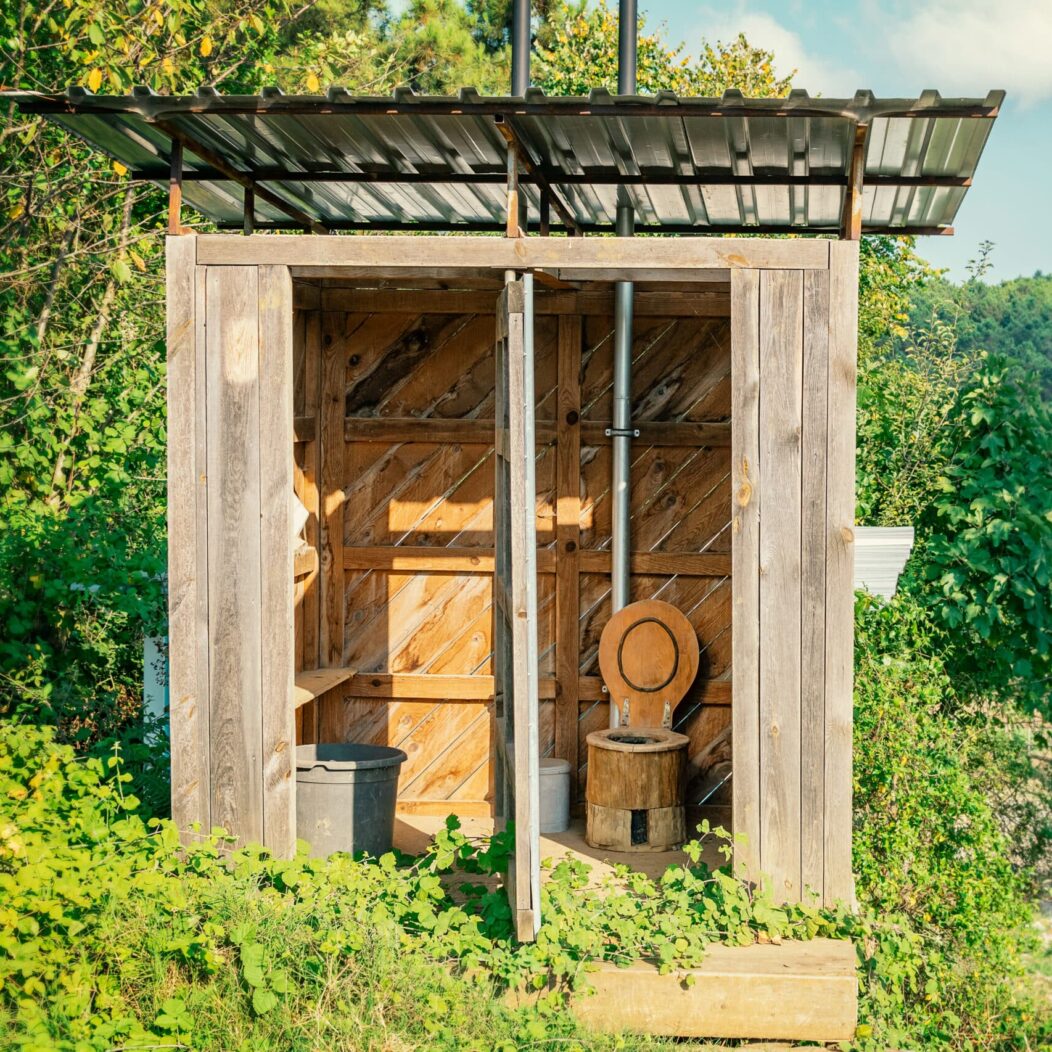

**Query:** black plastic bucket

left=295, top=743, right=407, bottom=858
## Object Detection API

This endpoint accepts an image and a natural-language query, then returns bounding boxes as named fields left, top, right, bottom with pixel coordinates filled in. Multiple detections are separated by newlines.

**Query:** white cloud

left=892, top=0, right=1052, bottom=105
left=693, top=4, right=863, bottom=97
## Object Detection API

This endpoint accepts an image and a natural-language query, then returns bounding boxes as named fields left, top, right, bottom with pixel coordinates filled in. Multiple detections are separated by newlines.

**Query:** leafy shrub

left=901, top=355, right=1052, bottom=716
left=852, top=594, right=1050, bottom=1050
left=0, top=721, right=857, bottom=1051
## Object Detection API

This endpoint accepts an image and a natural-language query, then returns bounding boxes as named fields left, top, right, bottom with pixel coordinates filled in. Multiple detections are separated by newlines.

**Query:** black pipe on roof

left=512, top=0, right=530, bottom=95
left=618, top=0, right=637, bottom=95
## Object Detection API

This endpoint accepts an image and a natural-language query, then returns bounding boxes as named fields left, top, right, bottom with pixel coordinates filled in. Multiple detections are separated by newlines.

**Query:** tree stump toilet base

left=585, top=728, right=690, bottom=851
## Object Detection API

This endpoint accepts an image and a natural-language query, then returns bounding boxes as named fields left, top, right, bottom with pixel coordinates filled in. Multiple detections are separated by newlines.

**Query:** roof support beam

left=494, top=115, right=580, bottom=235
left=505, top=140, right=523, bottom=238
left=153, top=118, right=329, bottom=235
left=167, top=139, right=184, bottom=235
left=840, top=124, right=867, bottom=240
left=216, top=219, right=953, bottom=236
left=133, top=166, right=972, bottom=189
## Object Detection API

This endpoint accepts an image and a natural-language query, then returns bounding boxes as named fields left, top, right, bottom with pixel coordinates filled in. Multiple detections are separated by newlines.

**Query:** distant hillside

left=908, top=272, right=1052, bottom=397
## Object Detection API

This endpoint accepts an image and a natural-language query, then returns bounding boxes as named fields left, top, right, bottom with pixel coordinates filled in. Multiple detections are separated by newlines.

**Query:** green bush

left=852, top=594, right=1050, bottom=1050
left=901, top=355, right=1052, bottom=716
left=0, top=721, right=854, bottom=1051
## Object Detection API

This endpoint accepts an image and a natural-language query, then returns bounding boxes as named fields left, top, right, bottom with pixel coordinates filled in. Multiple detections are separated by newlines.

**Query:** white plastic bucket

left=539, top=757, right=571, bottom=833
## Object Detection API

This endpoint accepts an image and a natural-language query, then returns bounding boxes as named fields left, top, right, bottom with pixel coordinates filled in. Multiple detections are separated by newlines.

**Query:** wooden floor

left=393, top=806, right=731, bottom=882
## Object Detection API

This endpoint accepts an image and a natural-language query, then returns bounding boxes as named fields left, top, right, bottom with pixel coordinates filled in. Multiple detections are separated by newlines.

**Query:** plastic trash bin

left=295, top=743, right=407, bottom=858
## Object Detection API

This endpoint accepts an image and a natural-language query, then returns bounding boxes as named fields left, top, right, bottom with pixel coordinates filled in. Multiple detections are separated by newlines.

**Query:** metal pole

left=511, top=0, right=530, bottom=96
left=510, top=0, right=530, bottom=232
left=610, top=0, right=637, bottom=627
left=617, top=0, right=637, bottom=96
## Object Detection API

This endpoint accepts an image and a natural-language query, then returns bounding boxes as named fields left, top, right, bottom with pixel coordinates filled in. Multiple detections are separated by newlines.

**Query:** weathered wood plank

left=577, top=551, right=731, bottom=576
left=317, top=286, right=730, bottom=317
left=300, top=310, right=323, bottom=743
left=197, top=234, right=831, bottom=271
left=507, top=277, right=540, bottom=941
left=555, top=314, right=582, bottom=801
left=294, top=667, right=357, bottom=708
left=342, top=416, right=729, bottom=447
left=800, top=269, right=830, bottom=899
left=731, top=269, right=761, bottom=886
left=205, top=266, right=264, bottom=843
left=258, top=265, right=295, bottom=857
left=319, top=312, right=346, bottom=668
left=166, top=236, right=210, bottom=837
left=825, top=241, right=859, bottom=905
left=758, top=269, right=804, bottom=903
left=563, top=939, right=857, bottom=1041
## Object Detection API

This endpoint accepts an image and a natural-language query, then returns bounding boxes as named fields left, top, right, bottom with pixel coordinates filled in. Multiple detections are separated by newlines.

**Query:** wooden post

left=168, top=141, right=184, bottom=235
left=204, top=266, right=265, bottom=843
left=800, top=269, right=830, bottom=898
left=258, top=265, right=295, bottom=856
left=319, top=312, right=346, bottom=671
left=555, top=314, right=582, bottom=801
left=300, top=311, right=323, bottom=742
left=166, top=235, right=209, bottom=837
left=840, top=125, right=866, bottom=241
left=824, top=241, right=858, bottom=904
left=731, top=268, right=761, bottom=886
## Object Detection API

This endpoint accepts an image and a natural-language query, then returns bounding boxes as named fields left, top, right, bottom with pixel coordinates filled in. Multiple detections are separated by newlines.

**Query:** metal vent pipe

left=610, top=0, right=636, bottom=620
left=511, top=0, right=530, bottom=95
left=608, top=0, right=637, bottom=727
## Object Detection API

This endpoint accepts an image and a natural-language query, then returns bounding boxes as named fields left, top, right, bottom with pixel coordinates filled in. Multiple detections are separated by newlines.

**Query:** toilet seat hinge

left=662, top=699, right=672, bottom=728
left=622, top=699, right=630, bottom=726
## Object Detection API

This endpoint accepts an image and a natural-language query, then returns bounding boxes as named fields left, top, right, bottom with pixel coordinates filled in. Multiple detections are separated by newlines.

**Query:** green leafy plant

left=852, top=593, right=1050, bottom=1050
left=901, top=355, right=1052, bottom=715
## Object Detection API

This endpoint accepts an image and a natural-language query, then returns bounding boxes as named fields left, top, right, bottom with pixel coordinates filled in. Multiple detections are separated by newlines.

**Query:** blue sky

left=641, top=0, right=1051, bottom=282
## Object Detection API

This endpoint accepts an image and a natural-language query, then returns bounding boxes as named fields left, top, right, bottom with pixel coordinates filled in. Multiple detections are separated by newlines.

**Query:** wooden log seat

left=585, top=727, right=690, bottom=851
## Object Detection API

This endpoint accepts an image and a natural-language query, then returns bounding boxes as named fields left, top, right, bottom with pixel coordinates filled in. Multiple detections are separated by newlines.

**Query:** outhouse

left=10, top=83, right=1001, bottom=945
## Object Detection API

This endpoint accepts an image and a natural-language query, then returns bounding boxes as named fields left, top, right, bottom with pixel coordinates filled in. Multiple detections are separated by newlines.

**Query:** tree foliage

left=904, top=356, right=1052, bottom=712
left=533, top=2, right=792, bottom=96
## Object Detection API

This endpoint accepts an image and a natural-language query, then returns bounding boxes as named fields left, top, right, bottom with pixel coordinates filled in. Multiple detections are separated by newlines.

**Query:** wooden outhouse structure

left=11, top=86, right=1000, bottom=964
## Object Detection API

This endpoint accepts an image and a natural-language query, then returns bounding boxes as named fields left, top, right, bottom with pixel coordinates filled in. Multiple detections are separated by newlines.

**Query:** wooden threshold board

left=557, top=939, right=857, bottom=1041
left=294, top=667, right=357, bottom=709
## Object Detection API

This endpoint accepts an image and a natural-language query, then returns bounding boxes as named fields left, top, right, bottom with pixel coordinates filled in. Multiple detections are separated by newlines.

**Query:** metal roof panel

left=6, top=88, right=1003, bottom=234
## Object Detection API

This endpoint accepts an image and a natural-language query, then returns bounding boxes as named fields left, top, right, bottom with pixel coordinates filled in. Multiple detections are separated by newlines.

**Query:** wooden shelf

left=293, top=546, right=318, bottom=579
left=294, top=667, right=356, bottom=709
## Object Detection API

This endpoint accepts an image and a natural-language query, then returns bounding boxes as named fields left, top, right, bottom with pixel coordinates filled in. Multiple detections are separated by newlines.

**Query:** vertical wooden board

left=825, top=241, right=859, bottom=905
left=205, top=265, right=264, bottom=844
left=320, top=312, right=346, bottom=668
left=166, top=236, right=210, bottom=837
left=801, top=270, right=830, bottom=899
left=758, top=269, right=804, bottom=902
left=731, top=269, right=761, bottom=886
left=555, top=315, right=582, bottom=798
left=301, top=310, right=322, bottom=743
left=259, top=266, right=295, bottom=857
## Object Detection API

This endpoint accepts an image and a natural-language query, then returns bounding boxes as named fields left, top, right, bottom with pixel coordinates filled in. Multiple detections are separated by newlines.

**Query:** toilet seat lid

left=598, top=599, right=700, bottom=727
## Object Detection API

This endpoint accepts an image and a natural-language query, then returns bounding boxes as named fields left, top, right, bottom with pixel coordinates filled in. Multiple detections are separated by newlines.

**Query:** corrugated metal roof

left=7, top=87, right=1003, bottom=235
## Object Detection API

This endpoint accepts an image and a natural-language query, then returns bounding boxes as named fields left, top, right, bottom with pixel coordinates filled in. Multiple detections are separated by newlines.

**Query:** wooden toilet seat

left=598, top=599, right=700, bottom=728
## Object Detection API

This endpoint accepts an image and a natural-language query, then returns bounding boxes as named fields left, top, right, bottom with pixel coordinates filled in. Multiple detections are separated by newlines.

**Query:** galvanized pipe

left=617, top=0, right=637, bottom=96
left=609, top=0, right=637, bottom=727
left=610, top=0, right=637, bottom=621
left=511, top=0, right=530, bottom=96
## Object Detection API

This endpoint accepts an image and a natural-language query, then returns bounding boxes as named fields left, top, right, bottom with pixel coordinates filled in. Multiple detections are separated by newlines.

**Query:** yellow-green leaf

left=87, top=68, right=103, bottom=92
left=200, top=35, right=213, bottom=58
